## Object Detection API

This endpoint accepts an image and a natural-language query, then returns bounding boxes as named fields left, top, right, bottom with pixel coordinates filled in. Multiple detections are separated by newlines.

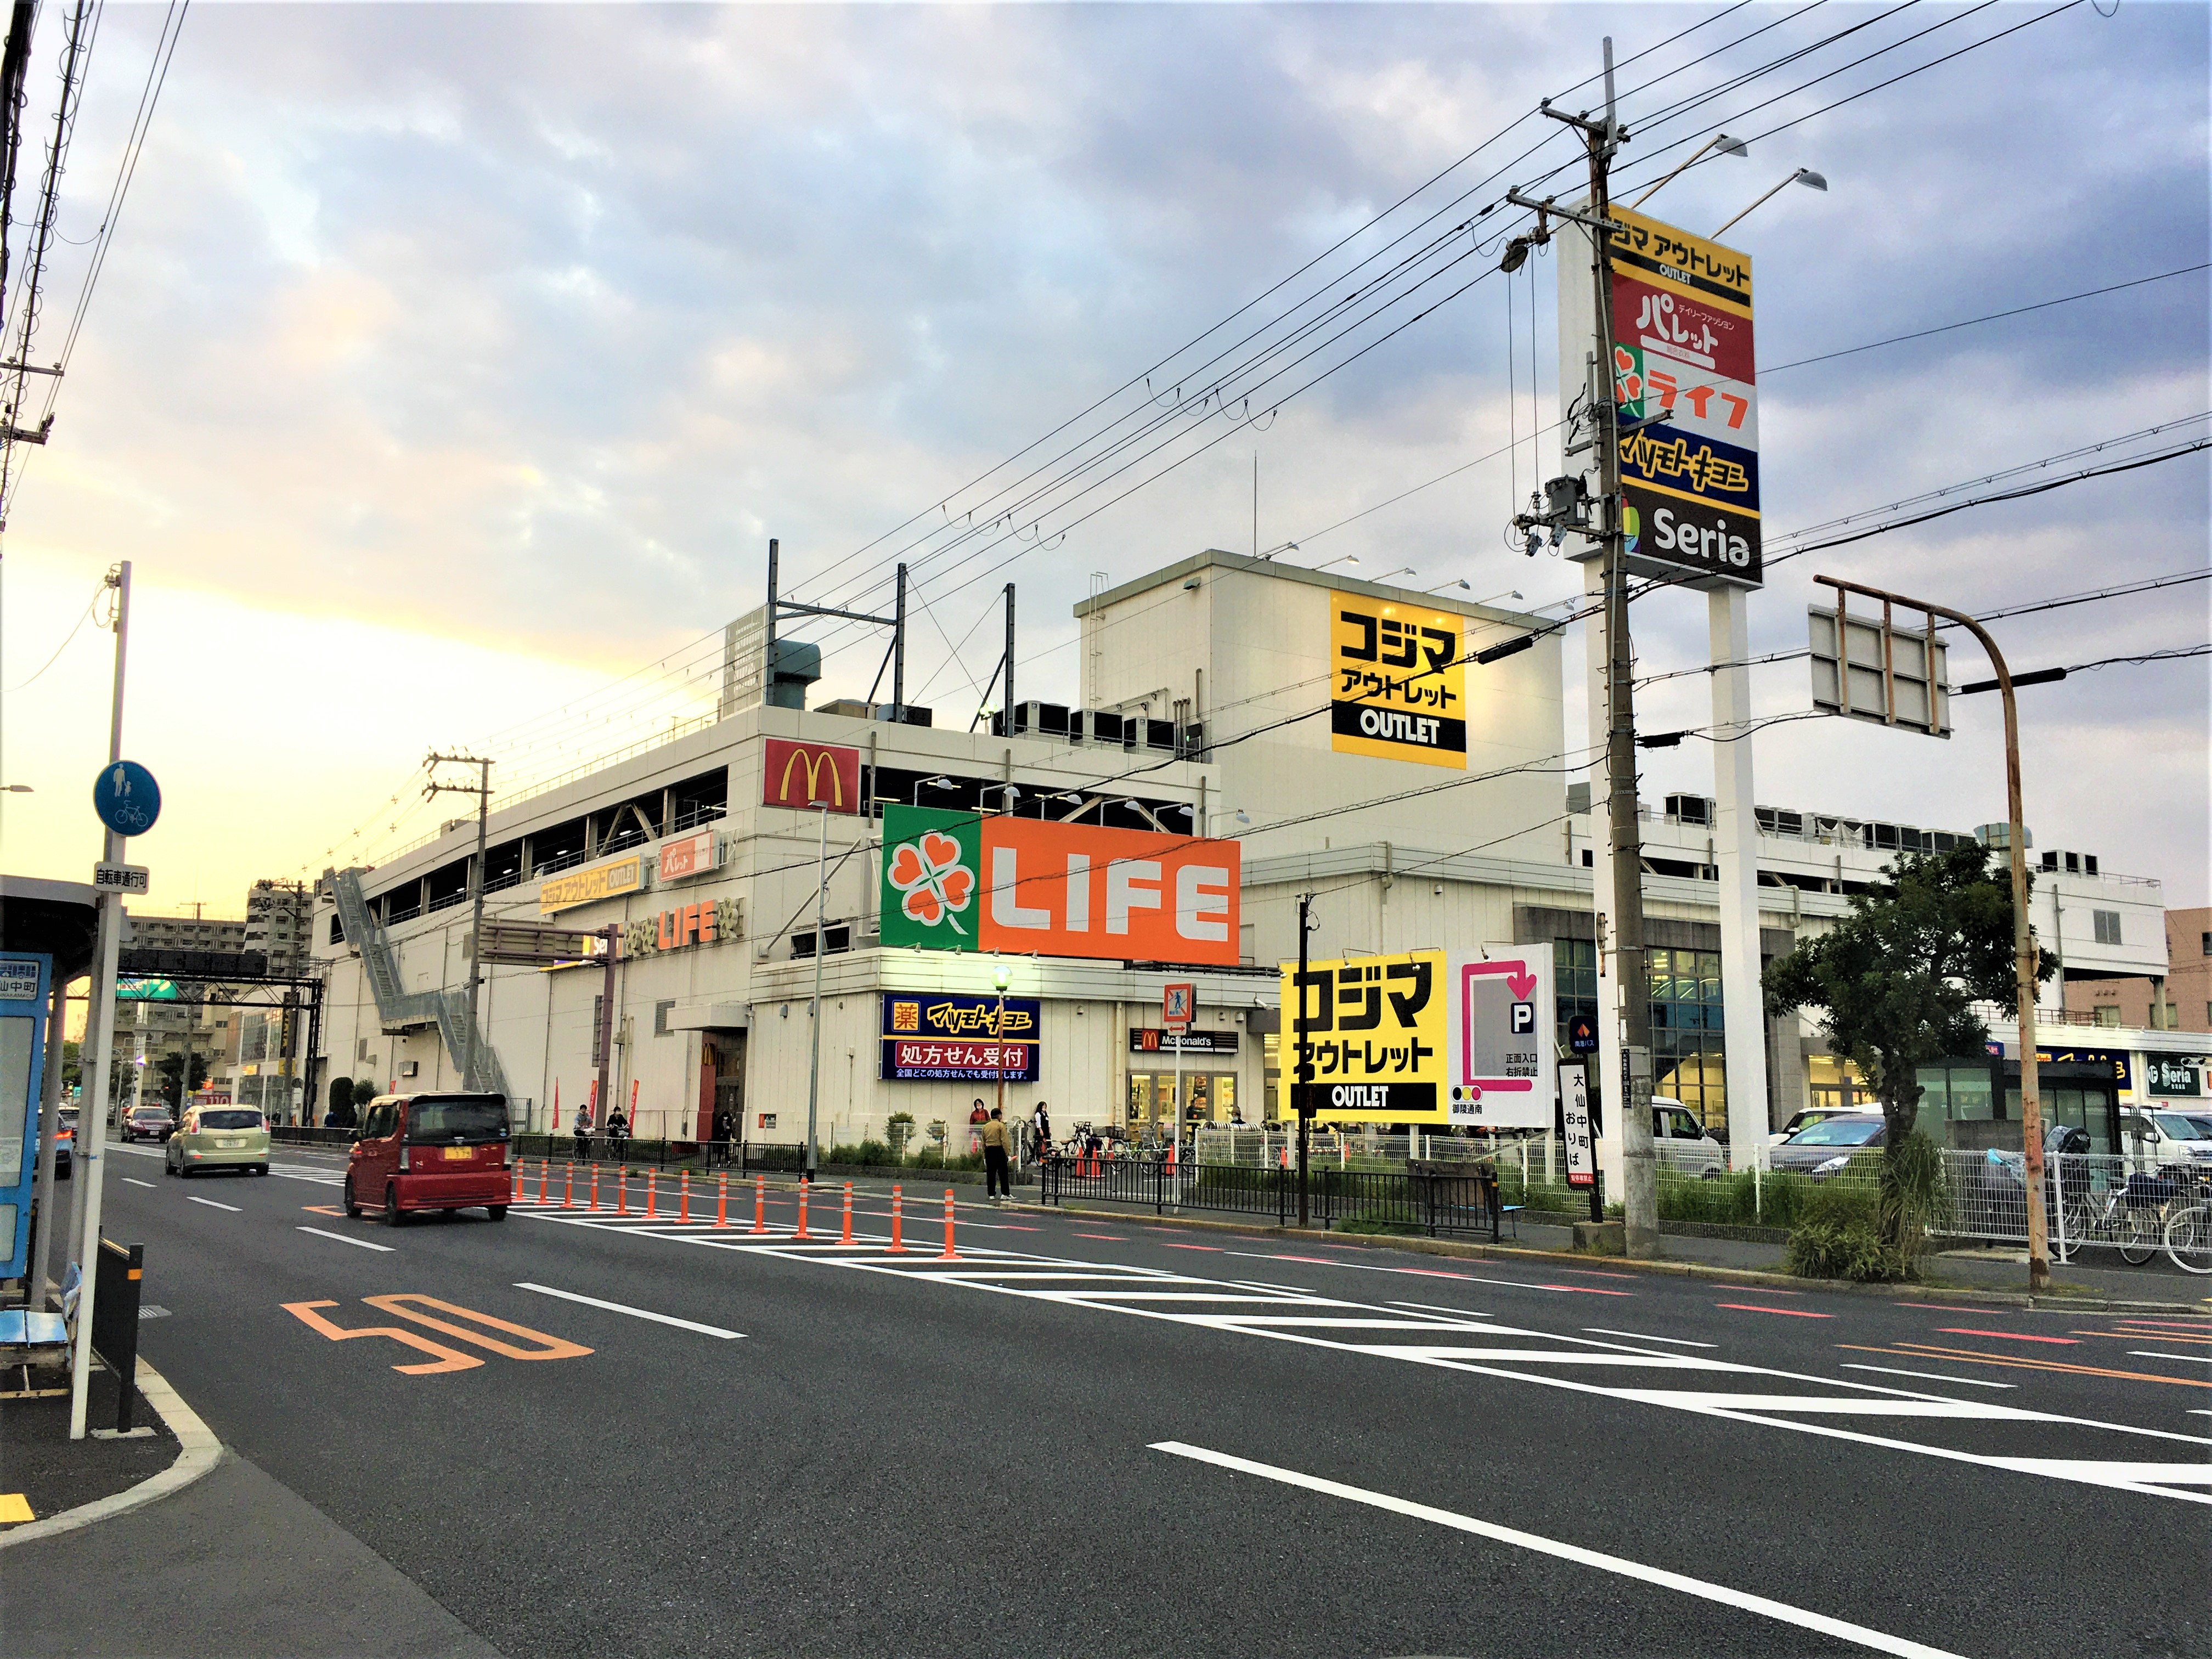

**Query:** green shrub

left=1786, top=1180, right=1912, bottom=1282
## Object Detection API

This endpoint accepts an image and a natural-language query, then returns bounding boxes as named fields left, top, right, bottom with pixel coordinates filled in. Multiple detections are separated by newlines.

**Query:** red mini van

left=343, top=1092, right=512, bottom=1225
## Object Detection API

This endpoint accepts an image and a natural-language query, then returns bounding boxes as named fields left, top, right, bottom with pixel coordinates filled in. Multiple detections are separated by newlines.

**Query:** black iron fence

left=1040, top=1155, right=1501, bottom=1240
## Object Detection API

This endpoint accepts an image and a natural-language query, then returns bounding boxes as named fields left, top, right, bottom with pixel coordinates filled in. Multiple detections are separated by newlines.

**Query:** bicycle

left=2163, top=1201, right=2212, bottom=1274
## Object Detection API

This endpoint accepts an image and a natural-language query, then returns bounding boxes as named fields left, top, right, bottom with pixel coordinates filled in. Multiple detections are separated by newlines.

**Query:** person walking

left=710, top=1104, right=735, bottom=1168
left=979, top=1107, right=1013, bottom=1201
left=572, top=1107, right=592, bottom=1163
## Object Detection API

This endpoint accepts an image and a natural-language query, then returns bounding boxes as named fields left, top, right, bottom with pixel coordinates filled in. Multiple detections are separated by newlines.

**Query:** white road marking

left=1584, top=1326, right=1716, bottom=1348
left=514, top=1282, right=743, bottom=1339
left=1842, top=1364, right=2016, bottom=1390
left=1150, top=1441, right=1972, bottom=1659
left=186, top=1196, right=240, bottom=1212
left=122, top=1177, right=156, bottom=1188
left=2129, top=1351, right=2212, bottom=1364
left=1389, top=1299, right=1496, bottom=1318
left=297, top=1226, right=394, bottom=1253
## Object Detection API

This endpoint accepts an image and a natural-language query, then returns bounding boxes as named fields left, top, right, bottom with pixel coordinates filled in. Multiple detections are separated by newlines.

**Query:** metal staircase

left=326, top=868, right=512, bottom=1098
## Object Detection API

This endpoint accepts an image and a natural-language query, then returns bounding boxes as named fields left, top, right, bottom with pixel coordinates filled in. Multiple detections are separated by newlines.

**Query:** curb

left=0, top=1357, right=224, bottom=1550
left=1006, top=1199, right=2212, bottom=1318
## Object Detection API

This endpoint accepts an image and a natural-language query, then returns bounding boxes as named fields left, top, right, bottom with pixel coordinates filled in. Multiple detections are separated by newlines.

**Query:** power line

left=1761, top=262, right=2210, bottom=375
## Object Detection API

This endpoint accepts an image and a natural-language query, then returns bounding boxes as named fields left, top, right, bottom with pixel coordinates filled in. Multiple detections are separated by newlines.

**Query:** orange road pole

left=539, top=1159, right=549, bottom=1204
left=890, top=1185, right=905, bottom=1253
left=618, top=1166, right=629, bottom=1215
left=590, top=1165, right=600, bottom=1211
left=681, top=1169, right=691, bottom=1222
left=796, top=1182, right=810, bottom=1240
left=840, top=1182, right=854, bottom=1244
left=753, top=1175, right=765, bottom=1233
left=646, top=1169, right=658, bottom=1218
left=716, top=1172, right=728, bottom=1228
left=940, top=1188, right=958, bottom=1260
left=563, top=1163, right=574, bottom=1208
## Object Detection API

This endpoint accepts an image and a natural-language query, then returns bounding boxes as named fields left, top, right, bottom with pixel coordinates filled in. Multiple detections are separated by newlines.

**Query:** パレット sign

left=763, top=740, right=861, bottom=813
left=1330, top=592, right=1466, bottom=769
left=657, top=830, right=720, bottom=882
left=879, top=805, right=1239, bottom=966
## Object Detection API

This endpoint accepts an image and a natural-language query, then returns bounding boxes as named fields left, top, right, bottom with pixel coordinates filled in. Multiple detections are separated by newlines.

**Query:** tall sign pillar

left=1711, top=586, right=1769, bottom=1167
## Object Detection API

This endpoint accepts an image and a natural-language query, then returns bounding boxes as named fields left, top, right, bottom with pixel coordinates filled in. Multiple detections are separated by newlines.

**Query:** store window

left=1805, top=1052, right=1867, bottom=1113
left=1553, top=939, right=1730, bottom=1135
left=1262, top=1031, right=1280, bottom=1120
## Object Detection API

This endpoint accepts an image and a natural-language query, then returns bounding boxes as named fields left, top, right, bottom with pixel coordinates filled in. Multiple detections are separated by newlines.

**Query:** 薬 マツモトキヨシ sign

left=879, top=991, right=1041, bottom=1082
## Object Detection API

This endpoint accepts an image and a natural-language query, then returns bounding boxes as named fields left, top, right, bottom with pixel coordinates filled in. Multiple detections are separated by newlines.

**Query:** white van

left=1651, top=1097, right=1726, bottom=1178
left=2119, top=1107, right=2212, bottom=1173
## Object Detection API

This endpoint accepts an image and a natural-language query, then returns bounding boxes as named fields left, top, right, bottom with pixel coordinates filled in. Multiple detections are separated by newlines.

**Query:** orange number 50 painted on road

left=282, top=1294, right=592, bottom=1375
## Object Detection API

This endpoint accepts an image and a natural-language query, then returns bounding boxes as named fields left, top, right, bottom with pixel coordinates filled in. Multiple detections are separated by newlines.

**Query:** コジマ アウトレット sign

left=1329, top=591, right=1467, bottom=769
left=1281, top=948, right=1448, bottom=1122
left=879, top=805, right=1239, bottom=966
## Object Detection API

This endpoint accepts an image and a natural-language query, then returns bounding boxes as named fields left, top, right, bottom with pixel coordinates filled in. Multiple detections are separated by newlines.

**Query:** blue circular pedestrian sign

left=92, top=760, right=161, bottom=837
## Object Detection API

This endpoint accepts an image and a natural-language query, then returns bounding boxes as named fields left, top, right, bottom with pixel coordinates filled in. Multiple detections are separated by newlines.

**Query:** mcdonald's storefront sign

left=763, top=739, right=861, bottom=814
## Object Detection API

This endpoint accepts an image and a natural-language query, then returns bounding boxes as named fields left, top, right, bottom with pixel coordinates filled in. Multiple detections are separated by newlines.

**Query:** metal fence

left=1040, top=1155, right=1502, bottom=1240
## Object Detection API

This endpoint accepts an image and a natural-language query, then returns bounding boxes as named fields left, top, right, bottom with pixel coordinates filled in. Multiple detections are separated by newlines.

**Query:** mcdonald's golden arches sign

left=763, top=739, right=861, bottom=814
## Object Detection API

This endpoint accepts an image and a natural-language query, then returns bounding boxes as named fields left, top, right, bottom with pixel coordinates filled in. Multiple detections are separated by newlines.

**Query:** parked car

left=1769, top=1105, right=1880, bottom=1148
left=1769, top=1113, right=1887, bottom=1179
left=344, top=1092, right=511, bottom=1226
left=165, top=1105, right=272, bottom=1177
left=2119, top=1108, right=2212, bottom=1172
left=1651, top=1097, right=1726, bottom=1178
left=122, top=1104, right=176, bottom=1143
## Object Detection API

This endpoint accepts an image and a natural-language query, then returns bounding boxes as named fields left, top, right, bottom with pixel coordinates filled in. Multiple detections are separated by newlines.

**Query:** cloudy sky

left=2, top=1, right=2205, bottom=917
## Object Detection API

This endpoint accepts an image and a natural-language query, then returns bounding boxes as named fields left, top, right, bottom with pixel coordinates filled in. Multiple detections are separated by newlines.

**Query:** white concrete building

left=308, top=550, right=2184, bottom=1163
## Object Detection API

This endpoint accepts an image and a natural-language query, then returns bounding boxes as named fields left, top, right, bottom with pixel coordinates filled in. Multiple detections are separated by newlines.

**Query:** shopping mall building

left=308, top=551, right=2202, bottom=1176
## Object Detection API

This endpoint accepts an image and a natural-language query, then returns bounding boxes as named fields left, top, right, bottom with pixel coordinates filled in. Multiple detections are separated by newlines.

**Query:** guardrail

left=1040, top=1155, right=1502, bottom=1239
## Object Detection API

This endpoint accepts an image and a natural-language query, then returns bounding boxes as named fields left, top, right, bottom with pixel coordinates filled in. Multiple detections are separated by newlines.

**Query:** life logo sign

left=92, top=760, right=161, bottom=837
left=1329, top=593, right=1466, bottom=770
left=1280, top=949, right=1448, bottom=1123
left=762, top=739, right=860, bottom=813
left=879, top=804, right=1239, bottom=966
left=1603, top=204, right=1761, bottom=588
left=1445, top=949, right=1555, bottom=1130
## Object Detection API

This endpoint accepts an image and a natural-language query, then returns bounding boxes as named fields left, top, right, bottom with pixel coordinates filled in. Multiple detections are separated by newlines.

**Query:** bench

left=0, top=1308, right=71, bottom=1382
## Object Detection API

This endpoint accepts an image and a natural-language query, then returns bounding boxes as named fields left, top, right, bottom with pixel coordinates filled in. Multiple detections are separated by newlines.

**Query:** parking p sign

left=1445, top=947, right=1555, bottom=1129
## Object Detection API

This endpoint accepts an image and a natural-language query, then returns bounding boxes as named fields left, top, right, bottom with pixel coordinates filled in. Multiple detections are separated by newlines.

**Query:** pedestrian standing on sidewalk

left=968, top=1097, right=988, bottom=1158
left=980, top=1107, right=1013, bottom=1201
left=1031, top=1101, right=1052, bottom=1159
left=710, top=1104, right=735, bottom=1167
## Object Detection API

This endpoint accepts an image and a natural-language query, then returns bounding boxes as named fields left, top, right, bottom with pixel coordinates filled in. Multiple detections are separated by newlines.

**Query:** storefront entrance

left=1127, top=1071, right=1239, bottom=1128
left=701, top=1032, right=746, bottom=1143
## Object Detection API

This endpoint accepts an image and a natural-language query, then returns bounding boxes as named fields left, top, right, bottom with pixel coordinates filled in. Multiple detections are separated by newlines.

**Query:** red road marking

left=1269, top=1255, right=1336, bottom=1264
left=1161, top=1243, right=1223, bottom=1252
left=1936, top=1328, right=2078, bottom=1345
left=1391, top=1268, right=1471, bottom=1279
left=1074, top=1233, right=1125, bottom=1242
left=1538, top=1284, right=1633, bottom=1296
left=996, top=1224, right=1042, bottom=1232
left=1716, top=1284, right=1798, bottom=1295
left=1893, top=1302, right=1972, bottom=1311
left=1718, top=1303, right=1833, bottom=1319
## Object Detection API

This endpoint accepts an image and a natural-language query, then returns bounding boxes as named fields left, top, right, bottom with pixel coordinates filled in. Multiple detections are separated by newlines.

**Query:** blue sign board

left=92, top=760, right=161, bottom=837
left=1, top=953, right=51, bottom=1281
left=879, top=991, right=1041, bottom=1083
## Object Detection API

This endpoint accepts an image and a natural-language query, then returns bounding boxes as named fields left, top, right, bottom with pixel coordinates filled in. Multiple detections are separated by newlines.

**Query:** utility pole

left=1509, top=40, right=1661, bottom=1255
left=425, top=753, right=492, bottom=1090
left=1294, top=891, right=1316, bottom=1228
left=67, top=560, right=129, bottom=1440
left=803, top=799, right=831, bottom=1181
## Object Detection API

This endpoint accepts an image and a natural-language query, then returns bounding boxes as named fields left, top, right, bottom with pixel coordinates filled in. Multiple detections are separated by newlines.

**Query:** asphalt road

left=65, top=1141, right=2212, bottom=1658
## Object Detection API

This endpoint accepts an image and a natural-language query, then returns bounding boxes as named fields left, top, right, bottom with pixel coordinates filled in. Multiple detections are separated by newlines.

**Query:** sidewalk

left=2, top=1371, right=177, bottom=1528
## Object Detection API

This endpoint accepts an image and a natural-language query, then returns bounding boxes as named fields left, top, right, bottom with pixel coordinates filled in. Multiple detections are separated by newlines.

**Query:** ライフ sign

left=879, top=804, right=1239, bottom=966
left=762, top=739, right=861, bottom=813
left=1330, top=592, right=1467, bottom=769
left=1282, top=949, right=1447, bottom=1122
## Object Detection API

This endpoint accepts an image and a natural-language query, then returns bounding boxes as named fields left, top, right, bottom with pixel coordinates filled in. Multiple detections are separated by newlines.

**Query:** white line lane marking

left=297, top=1226, right=394, bottom=1253
left=1842, top=1364, right=2016, bottom=1390
left=186, top=1196, right=240, bottom=1212
left=122, top=1177, right=156, bottom=1188
left=1389, top=1300, right=1495, bottom=1318
left=1149, top=1441, right=1970, bottom=1659
left=1584, top=1326, right=1715, bottom=1348
left=2130, top=1351, right=2212, bottom=1363
left=514, top=1282, right=743, bottom=1339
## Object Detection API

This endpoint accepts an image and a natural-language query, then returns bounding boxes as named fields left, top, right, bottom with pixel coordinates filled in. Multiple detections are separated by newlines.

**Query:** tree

left=156, top=1049, right=209, bottom=1107
left=1764, top=843, right=2053, bottom=1268
left=352, top=1077, right=378, bottom=1109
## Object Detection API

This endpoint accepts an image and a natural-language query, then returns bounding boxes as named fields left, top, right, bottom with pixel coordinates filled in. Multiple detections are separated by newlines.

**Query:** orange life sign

left=763, top=739, right=861, bottom=813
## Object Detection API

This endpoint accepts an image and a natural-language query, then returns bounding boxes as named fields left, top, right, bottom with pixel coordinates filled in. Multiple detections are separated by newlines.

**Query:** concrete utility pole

left=1533, top=38, right=1661, bottom=1255
left=803, top=799, right=830, bottom=1181
left=68, top=559, right=129, bottom=1440
left=425, top=753, right=492, bottom=1090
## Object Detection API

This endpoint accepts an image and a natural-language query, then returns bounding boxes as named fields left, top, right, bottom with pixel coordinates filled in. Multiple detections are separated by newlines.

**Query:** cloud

left=3, top=2, right=2204, bottom=907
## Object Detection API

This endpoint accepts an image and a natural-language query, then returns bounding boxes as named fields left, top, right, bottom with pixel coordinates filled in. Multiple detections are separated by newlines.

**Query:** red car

left=343, top=1092, right=512, bottom=1225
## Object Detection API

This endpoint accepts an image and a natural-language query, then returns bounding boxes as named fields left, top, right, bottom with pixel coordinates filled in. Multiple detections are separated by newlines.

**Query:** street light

left=991, top=958, right=1013, bottom=1135
left=1423, top=578, right=1472, bottom=594
left=1307, top=554, right=1359, bottom=574
left=913, top=775, right=955, bottom=804
left=1476, top=588, right=1525, bottom=608
left=2, top=783, right=31, bottom=792
left=1374, top=566, right=1418, bottom=585
left=1713, top=168, right=1827, bottom=239
left=1628, top=132, right=1749, bottom=209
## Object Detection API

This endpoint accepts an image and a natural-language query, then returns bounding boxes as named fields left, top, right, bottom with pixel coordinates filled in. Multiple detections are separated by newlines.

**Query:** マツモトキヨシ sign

left=879, top=805, right=1239, bottom=966
left=879, top=991, right=1041, bottom=1082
